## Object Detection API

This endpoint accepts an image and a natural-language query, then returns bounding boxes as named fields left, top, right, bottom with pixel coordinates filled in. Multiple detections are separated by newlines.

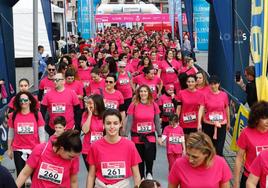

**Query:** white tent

left=13, top=0, right=63, bottom=58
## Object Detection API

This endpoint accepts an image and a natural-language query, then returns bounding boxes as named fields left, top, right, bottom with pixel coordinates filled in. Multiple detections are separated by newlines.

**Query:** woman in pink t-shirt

left=16, top=130, right=81, bottom=188
left=81, top=94, right=105, bottom=171
left=196, top=70, right=210, bottom=95
left=177, top=75, right=204, bottom=134
left=87, top=109, right=141, bottom=188
left=198, top=75, right=230, bottom=156
left=77, top=55, right=93, bottom=89
left=168, top=132, right=232, bottom=188
left=7, top=91, right=45, bottom=188
left=233, top=101, right=268, bottom=188
left=136, top=56, right=153, bottom=76
left=150, top=51, right=161, bottom=75
left=125, top=85, right=162, bottom=180
left=162, top=114, right=186, bottom=171
left=247, top=150, right=268, bottom=188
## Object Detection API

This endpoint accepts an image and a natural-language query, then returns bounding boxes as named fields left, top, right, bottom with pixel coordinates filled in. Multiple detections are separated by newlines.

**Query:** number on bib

left=90, top=132, right=103, bottom=143
left=101, top=161, right=126, bottom=179
left=52, top=103, right=66, bottom=113
left=137, top=122, right=153, bottom=133
left=183, top=112, right=197, bottom=123
left=38, top=162, right=64, bottom=184
left=17, top=123, right=34, bottom=134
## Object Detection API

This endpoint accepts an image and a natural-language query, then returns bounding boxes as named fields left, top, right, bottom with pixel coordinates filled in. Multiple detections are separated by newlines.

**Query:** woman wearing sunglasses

left=7, top=91, right=45, bottom=188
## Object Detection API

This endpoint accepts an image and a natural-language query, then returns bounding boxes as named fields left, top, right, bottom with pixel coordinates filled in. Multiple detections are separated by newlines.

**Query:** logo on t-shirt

left=166, top=67, right=175, bottom=73
left=101, top=161, right=126, bottom=179
left=119, top=79, right=129, bottom=85
left=38, top=162, right=64, bottom=184
left=17, top=123, right=34, bottom=134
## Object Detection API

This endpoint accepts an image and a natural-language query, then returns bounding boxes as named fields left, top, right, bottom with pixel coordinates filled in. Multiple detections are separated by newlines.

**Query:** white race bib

left=119, top=79, right=129, bottom=85
left=137, top=122, right=152, bottom=133
left=256, top=145, right=268, bottom=156
left=104, top=100, right=118, bottom=110
left=208, top=112, right=223, bottom=122
left=101, top=161, right=126, bottom=179
left=183, top=112, right=197, bottom=123
left=166, top=67, right=175, bottom=73
left=169, top=135, right=184, bottom=144
left=52, top=103, right=66, bottom=113
left=17, top=123, right=34, bottom=134
left=38, top=162, right=64, bottom=184
left=90, top=132, right=103, bottom=143
left=149, top=85, right=156, bottom=92
left=44, top=87, right=51, bottom=94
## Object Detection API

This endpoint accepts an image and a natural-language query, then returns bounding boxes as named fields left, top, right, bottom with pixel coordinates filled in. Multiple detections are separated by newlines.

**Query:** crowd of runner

left=2, top=26, right=268, bottom=188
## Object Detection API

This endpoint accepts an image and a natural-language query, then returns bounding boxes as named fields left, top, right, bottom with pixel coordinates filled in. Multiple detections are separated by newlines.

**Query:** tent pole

left=33, top=0, right=39, bottom=90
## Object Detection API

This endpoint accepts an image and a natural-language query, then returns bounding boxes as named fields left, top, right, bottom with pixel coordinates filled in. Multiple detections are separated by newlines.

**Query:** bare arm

left=157, top=69, right=162, bottom=78
left=16, top=165, right=34, bottom=188
left=220, top=181, right=230, bottom=188
left=70, top=174, right=78, bottom=188
left=7, top=128, right=14, bottom=159
left=233, top=148, right=246, bottom=188
left=226, top=106, right=231, bottom=131
left=168, top=183, right=179, bottom=188
left=157, top=80, right=163, bottom=97
left=86, top=165, right=96, bottom=188
left=82, top=110, right=92, bottom=134
left=131, top=165, right=141, bottom=187
left=246, top=174, right=259, bottom=188
left=197, top=105, right=204, bottom=131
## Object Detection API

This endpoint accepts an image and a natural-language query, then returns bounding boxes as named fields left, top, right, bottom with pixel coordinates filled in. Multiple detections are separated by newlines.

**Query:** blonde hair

left=186, top=132, right=216, bottom=167
left=133, top=85, right=154, bottom=105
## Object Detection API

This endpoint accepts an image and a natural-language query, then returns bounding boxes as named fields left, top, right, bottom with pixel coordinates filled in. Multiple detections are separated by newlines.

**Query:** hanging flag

left=251, top=0, right=268, bottom=101
left=176, top=0, right=183, bottom=45
left=193, top=0, right=210, bottom=51
left=168, top=0, right=175, bottom=38
left=230, top=104, right=249, bottom=151
left=77, top=0, right=90, bottom=39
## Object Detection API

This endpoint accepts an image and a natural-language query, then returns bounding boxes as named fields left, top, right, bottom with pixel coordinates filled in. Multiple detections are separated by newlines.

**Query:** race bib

left=266, top=176, right=268, bottom=188
left=83, top=81, right=90, bottom=88
left=137, top=122, right=152, bottom=133
left=153, top=64, right=158, bottom=70
left=183, top=112, right=197, bottom=123
left=166, top=67, right=175, bottom=73
left=90, top=132, right=103, bottom=143
left=101, top=161, right=126, bottom=179
left=119, top=79, right=129, bottom=85
left=163, top=103, right=174, bottom=113
left=17, top=123, right=34, bottom=134
left=256, top=145, right=268, bottom=156
left=44, top=87, right=51, bottom=94
left=104, top=100, right=118, bottom=110
left=208, top=112, right=223, bottom=122
left=169, top=135, right=184, bottom=144
left=38, top=162, right=64, bottom=184
left=52, top=103, right=66, bottom=113
left=149, top=85, right=156, bottom=92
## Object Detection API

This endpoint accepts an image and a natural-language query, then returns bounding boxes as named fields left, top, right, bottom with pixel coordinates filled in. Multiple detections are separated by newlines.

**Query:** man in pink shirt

left=38, top=62, right=56, bottom=101
left=41, top=73, right=81, bottom=136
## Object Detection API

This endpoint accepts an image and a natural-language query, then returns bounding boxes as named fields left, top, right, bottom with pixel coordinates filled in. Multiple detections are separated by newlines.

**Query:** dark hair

left=133, top=85, right=154, bottom=105
left=38, top=45, right=44, bottom=51
left=247, top=101, right=268, bottom=128
left=245, top=65, right=255, bottom=77
left=59, top=55, right=72, bottom=65
left=53, top=116, right=66, bottom=127
left=19, top=78, right=30, bottom=86
left=53, top=130, right=82, bottom=153
left=91, top=67, right=101, bottom=75
left=57, top=62, right=68, bottom=74
left=186, top=74, right=197, bottom=82
left=119, top=53, right=127, bottom=61
left=69, top=49, right=77, bottom=54
left=103, top=109, right=122, bottom=123
left=106, top=73, right=117, bottom=82
left=13, top=91, right=39, bottom=122
left=65, top=68, right=76, bottom=77
left=138, top=56, right=152, bottom=68
left=86, top=94, right=105, bottom=117
left=139, top=180, right=161, bottom=188
left=169, top=113, right=179, bottom=123
left=143, top=66, right=154, bottom=74
left=165, top=49, right=174, bottom=61
left=47, top=61, right=56, bottom=67
left=78, top=55, right=87, bottom=62
left=105, top=57, right=117, bottom=74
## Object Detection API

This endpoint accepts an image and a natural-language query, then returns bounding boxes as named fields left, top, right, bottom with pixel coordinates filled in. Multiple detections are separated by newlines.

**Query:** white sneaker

left=146, top=173, right=153, bottom=180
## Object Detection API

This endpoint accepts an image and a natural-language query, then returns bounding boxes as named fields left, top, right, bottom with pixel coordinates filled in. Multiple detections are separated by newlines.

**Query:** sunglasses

left=54, top=78, right=64, bottom=82
left=19, top=98, right=29, bottom=103
left=83, top=52, right=88, bottom=55
left=119, top=66, right=126, bottom=68
left=105, top=80, right=114, bottom=84
left=123, top=56, right=127, bottom=59
left=48, top=68, right=56, bottom=72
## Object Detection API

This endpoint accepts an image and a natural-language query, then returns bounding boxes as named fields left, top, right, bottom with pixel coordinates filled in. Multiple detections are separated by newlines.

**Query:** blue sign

left=77, top=0, right=90, bottom=39
left=193, top=0, right=210, bottom=51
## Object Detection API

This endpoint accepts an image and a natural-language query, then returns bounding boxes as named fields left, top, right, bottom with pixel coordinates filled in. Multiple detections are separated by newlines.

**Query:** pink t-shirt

left=41, top=88, right=80, bottom=130
left=127, top=102, right=160, bottom=143
left=87, top=57, right=96, bottom=66
left=8, top=112, right=44, bottom=150
left=203, top=90, right=229, bottom=124
left=126, top=58, right=140, bottom=74
left=157, top=94, right=175, bottom=122
left=163, top=125, right=184, bottom=154
left=177, top=89, right=204, bottom=129
left=39, top=76, right=55, bottom=96
left=197, top=86, right=211, bottom=96
left=77, top=67, right=92, bottom=88
left=81, top=113, right=104, bottom=154
left=168, top=155, right=232, bottom=188
left=102, top=89, right=124, bottom=111
left=133, top=75, right=161, bottom=100
left=180, top=66, right=198, bottom=75
left=72, top=58, right=79, bottom=69
left=249, top=150, right=268, bottom=188
left=64, top=80, right=84, bottom=108
left=116, top=72, right=133, bottom=99
left=159, top=59, right=182, bottom=85
left=86, top=78, right=105, bottom=96
left=27, top=142, right=79, bottom=188
left=237, top=127, right=268, bottom=176
left=87, top=137, right=141, bottom=185
left=151, top=60, right=161, bottom=75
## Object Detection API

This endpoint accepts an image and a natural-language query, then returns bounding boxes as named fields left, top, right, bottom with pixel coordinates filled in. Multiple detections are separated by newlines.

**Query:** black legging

left=14, top=151, right=29, bottom=188
left=202, top=123, right=226, bottom=156
left=135, top=143, right=156, bottom=179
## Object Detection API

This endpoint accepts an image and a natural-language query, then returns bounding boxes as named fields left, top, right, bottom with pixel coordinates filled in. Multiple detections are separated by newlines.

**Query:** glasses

left=105, top=80, right=114, bottom=84
left=19, top=98, right=29, bottom=103
left=54, top=78, right=64, bottom=82
left=83, top=52, right=88, bottom=55
left=119, top=66, right=126, bottom=68
left=123, top=56, right=127, bottom=59
left=48, top=68, right=56, bottom=72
